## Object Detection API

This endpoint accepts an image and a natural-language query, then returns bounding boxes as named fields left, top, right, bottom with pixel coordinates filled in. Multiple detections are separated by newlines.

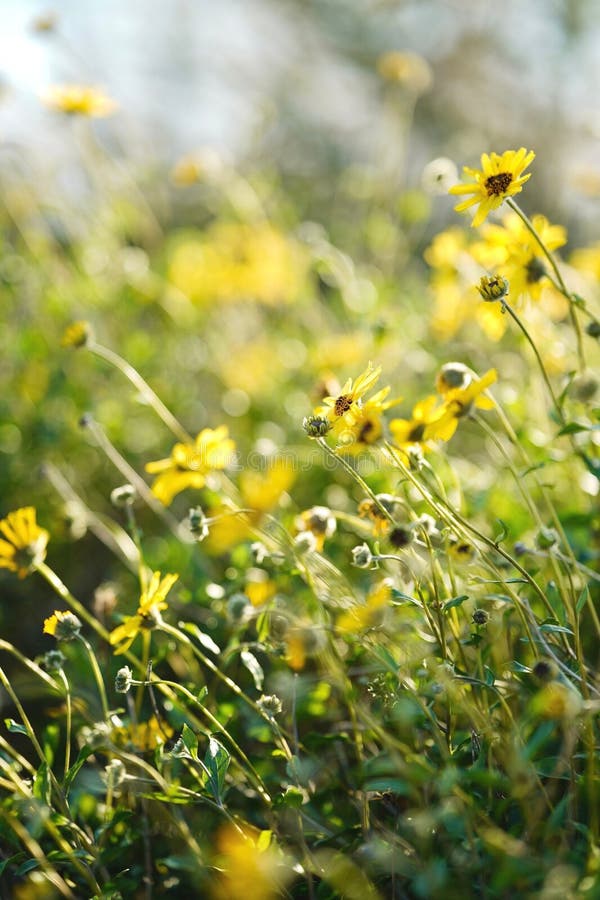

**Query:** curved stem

left=506, top=197, right=585, bottom=369
left=88, top=341, right=192, bottom=443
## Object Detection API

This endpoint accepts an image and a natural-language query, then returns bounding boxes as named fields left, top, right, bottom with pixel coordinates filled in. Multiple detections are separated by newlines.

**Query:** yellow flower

left=335, top=386, right=399, bottom=451
left=0, top=507, right=49, bottom=578
left=42, top=84, right=116, bottom=117
left=321, top=362, right=382, bottom=430
left=449, top=149, right=535, bottom=227
left=389, top=396, right=457, bottom=454
left=376, top=51, right=433, bottom=93
left=146, top=426, right=236, bottom=506
left=43, top=610, right=81, bottom=641
left=167, top=223, right=307, bottom=306
left=474, top=212, right=567, bottom=303
left=109, top=571, right=178, bottom=655
left=432, top=368, right=497, bottom=441
left=111, top=715, right=173, bottom=752
left=336, top=579, right=392, bottom=634
left=61, top=320, right=93, bottom=348
left=211, top=824, right=291, bottom=900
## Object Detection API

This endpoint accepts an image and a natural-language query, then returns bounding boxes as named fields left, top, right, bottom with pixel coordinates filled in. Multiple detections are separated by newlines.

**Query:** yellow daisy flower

left=0, top=507, right=49, bottom=578
left=389, top=396, right=457, bottom=453
left=42, top=84, right=117, bottom=117
left=449, top=149, right=535, bottom=227
left=335, top=386, right=399, bottom=451
left=145, top=426, right=236, bottom=506
left=336, top=579, right=392, bottom=635
left=473, top=212, right=567, bottom=302
left=109, top=571, right=178, bottom=655
left=432, top=368, right=497, bottom=441
left=321, top=362, right=382, bottom=424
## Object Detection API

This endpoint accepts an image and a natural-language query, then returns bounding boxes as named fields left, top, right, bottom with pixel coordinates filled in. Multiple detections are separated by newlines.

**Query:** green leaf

left=180, top=723, right=199, bottom=760
left=240, top=649, right=264, bottom=691
left=204, top=737, right=230, bottom=803
left=5, top=719, right=28, bottom=737
left=494, top=519, right=509, bottom=543
left=576, top=588, right=589, bottom=614
left=539, top=622, right=574, bottom=636
left=64, top=745, right=96, bottom=795
left=33, top=762, right=51, bottom=804
left=443, top=594, right=469, bottom=612
left=484, top=666, right=495, bottom=687
left=557, top=421, right=599, bottom=436
left=179, top=622, right=220, bottom=655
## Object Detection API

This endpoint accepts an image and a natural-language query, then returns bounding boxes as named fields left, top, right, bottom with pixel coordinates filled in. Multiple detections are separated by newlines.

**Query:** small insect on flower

left=449, top=149, right=535, bottom=227
left=0, top=507, right=49, bottom=578
left=321, top=362, right=382, bottom=424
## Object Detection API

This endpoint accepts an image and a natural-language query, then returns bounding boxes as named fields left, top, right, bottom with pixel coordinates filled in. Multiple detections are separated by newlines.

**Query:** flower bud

left=472, top=609, right=489, bottom=626
left=43, top=610, right=82, bottom=641
left=257, top=694, right=283, bottom=717
left=478, top=275, right=509, bottom=303
left=303, top=415, right=331, bottom=438
left=110, top=484, right=136, bottom=508
left=115, top=666, right=134, bottom=694
left=535, top=527, right=558, bottom=550
left=351, top=543, right=373, bottom=568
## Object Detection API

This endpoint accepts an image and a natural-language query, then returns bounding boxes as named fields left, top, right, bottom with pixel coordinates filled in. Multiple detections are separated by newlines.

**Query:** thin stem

left=317, top=438, right=396, bottom=524
left=79, top=413, right=183, bottom=535
left=58, top=669, right=72, bottom=779
left=78, top=635, right=110, bottom=721
left=506, top=197, right=585, bottom=369
left=87, top=341, right=192, bottom=443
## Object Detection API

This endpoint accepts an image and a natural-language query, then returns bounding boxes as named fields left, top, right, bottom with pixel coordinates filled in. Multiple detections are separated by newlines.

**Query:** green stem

left=506, top=197, right=585, bottom=369
left=78, top=635, right=110, bottom=721
left=317, top=438, right=396, bottom=524
left=87, top=341, right=192, bottom=443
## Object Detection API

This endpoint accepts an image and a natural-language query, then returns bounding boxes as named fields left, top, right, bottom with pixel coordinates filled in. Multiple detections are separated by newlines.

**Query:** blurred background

left=1, top=0, right=600, bottom=232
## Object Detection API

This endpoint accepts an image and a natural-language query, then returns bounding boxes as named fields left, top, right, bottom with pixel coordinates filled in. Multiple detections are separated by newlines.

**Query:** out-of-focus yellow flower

left=240, top=459, right=295, bottom=513
left=473, top=212, right=567, bottom=304
left=211, top=824, right=291, bottom=900
left=531, top=682, right=582, bottom=720
left=146, top=426, right=236, bottom=506
left=0, top=507, right=49, bottom=578
left=335, top=386, right=399, bottom=452
left=376, top=51, right=433, bottom=93
left=336, top=579, right=392, bottom=634
left=449, top=149, right=535, bottom=227
left=61, top=320, right=93, bottom=348
left=245, top=573, right=277, bottom=608
left=109, top=571, right=177, bottom=655
left=111, top=715, right=173, bottom=752
left=389, top=396, right=456, bottom=454
left=204, top=459, right=295, bottom=554
left=42, top=84, right=116, bottom=117
left=571, top=241, right=600, bottom=281
left=432, top=368, right=497, bottom=441
left=168, top=223, right=307, bottom=306
left=425, top=228, right=508, bottom=342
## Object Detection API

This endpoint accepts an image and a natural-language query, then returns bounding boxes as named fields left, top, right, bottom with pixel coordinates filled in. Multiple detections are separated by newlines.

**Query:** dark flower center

left=485, top=172, right=513, bottom=196
left=525, top=257, right=547, bottom=284
left=408, top=423, right=426, bottom=441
